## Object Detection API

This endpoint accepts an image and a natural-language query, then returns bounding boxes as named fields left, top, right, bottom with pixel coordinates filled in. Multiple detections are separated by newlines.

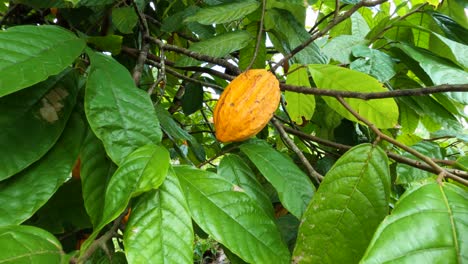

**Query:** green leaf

left=293, top=144, right=391, bottom=264
left=100, top=144, right=170, bottom=228
left=396, top=43, right=468, bottom=104
left=176, top=31, right=253, bottom=67
left=112, top=7, right=138, bottom=34
left=361, top=182, right=468, bottom=263
left=124, top=169, right=193, bottom=264
left=239, top=22, right=266, bottom=71
left=429, top=11, right=468, bottom=45
left=80, top=129, right=116, bottom=227
left=309, top=64, right=399, bottom=129
left=396, top=141, right=443, bottom=185
left=0, top=68, right=79, bottom=180
left=0, top=113, right=85, bottom=225
left=351, top=12, right=370, bottom=39
left=240, top=140, right=315, bottom=219
left=285, top=64, right=316, bottom=124
left=218, top=154, right=274, bottom=217
left=175, top=166, right=291, bottom=264
left=184, top=0, right=260, bottom=25
left=27, top=179, right=92, bottom=234
left=322, top=35, right=366, bottom=64
left=86, top=35, right=123, bottom=55
left=0, top=225, right=64, bottom=263
left=85, top=52, right=162, bottom=165
left=0, top=25, right=85, bottom=97
left=265, top=8, right=327, bottom=65
left=455, top=155, right=468, bottom=171
left=350, top=45, right=396, bottom=82
left=181, top=82, right=203, bottom=116
left=430, top=32, right=468, bottom=69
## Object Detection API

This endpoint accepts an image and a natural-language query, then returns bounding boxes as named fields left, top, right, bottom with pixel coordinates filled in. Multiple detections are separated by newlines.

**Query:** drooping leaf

left=430, top=32, right=468, bottom=69
left=322, top=35, right=366, bottom=64
left=0, top=68, right=79, bottom=180
left=285, top=64, right=316, bottom=124
left=265, top=8, right=328, bottom=65
left=350, top=45, right=396, bottom=82
left=361, top=182, right=468, bottom=263
left=80, top=128, right=117, bottom=227
left=309, top=64, right=399, bottom=129
left=396, top=43, right=468, bottom=104
left=85, top=51, right=162, bottom=165
left=175, top=166, right=291, bottom=264
left=293, top=144, right=391, bottom=264
left=100, top=144, right=170, bottom=229
left=27, top=179, right=92, bottom=234
left=176, top=31, right=253, bottom=66
left=184, top=0, right=260, bottom=25
left=112, top=7, right=138, bottom=34
left=0, top=113, right=85, bottom=225
left=396, top=141, right=443, bottom=185
left=218, top=154, right=274, bottom=217
left=240, top=139, right=315, bottom=219
left=429, top=11, right=468, bottom=45
left=0, top=225, right=64, bottom=263
left=124, top=169, right=193, bottom=264
left=181, top=82, right=203, bottom=116
left=0, top=25, right=85, bottom=97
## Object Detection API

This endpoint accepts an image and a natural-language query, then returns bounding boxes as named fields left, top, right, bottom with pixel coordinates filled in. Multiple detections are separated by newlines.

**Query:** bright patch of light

left=53, top=18, right=58, bottom=23
left=305, top=6, right=318, bottom=31
left=150, top=2, right=156, bottom=11
left=102, top=51, right=112, bottom=56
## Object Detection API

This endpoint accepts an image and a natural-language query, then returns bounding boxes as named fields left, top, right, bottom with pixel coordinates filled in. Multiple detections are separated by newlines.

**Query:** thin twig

left=272, top=118, right=323, bottom=183
left=245, top=0, right=266, bottom=71
left=281, top=83, right=468, bottom=99
left=335, top=96, right=465, bottom=184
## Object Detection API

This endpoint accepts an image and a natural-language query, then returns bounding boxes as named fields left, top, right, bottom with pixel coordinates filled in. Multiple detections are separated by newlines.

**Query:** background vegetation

left=0, top=0, right=467, bottom=263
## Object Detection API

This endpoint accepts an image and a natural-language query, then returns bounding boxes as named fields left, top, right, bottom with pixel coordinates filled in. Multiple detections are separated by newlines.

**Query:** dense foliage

left=0, top=0, right=467, bottom=263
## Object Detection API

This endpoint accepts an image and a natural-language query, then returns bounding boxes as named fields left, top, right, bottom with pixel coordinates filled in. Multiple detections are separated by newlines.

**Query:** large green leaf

left=176, top=31, right=253, bottom=67
left=112, top=7, right=138, bottom=34
left=240, top=140, right=315, bottom=219
left=265, top=8, right=327, bottom=65
left=0, top=25, right=85, bottom=97
left=350, top=45, right=396, bottom=82
left=80, top=129, right=116, bottom=227
left=0, top=68, right=79, bottom=180
left=309, top=64, right=399, bottom=129
left=285, top=64, right=316, bottom=124
left=361, top=182, right=468, bottom=263
left=396, top=43, right=468, bottom=104
left=293, top=144, right=391, bottom=264
left=396, top=141, right=443, bottom=185
left=175, top=166, right=290, bottom=264
left=0, top=225, right=64, bottom=263
left=218, top=154, right=274, bottom=217
left=124, top=169, right=193, bottom=264
left=430, top=32, right=468, bottom=69
left=0, top=113, right=85, bottom=225
left=322, top=35, right=366, bottom=64
left=85, top=52, right=162, bottom=165
left=100, top=144, right=170, bottom=229
left=184, top=0, right=259, bottom=25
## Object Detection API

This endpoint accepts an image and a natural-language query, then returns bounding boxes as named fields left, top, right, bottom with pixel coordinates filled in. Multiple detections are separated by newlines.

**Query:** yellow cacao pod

left=214, top=69, right=280, bottom=142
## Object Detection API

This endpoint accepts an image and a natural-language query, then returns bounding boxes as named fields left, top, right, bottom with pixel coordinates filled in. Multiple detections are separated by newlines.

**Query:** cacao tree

left=0, top=0, right=467, bottom=263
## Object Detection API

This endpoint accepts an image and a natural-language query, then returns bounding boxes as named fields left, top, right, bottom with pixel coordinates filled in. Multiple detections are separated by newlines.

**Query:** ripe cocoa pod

left=214, top=69, right=280, bottom=142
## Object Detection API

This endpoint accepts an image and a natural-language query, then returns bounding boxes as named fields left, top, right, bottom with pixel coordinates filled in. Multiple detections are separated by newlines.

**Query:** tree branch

left=281, top=83, right=468, bottom=99
left=245, top=0, right=266, bottom=71
left=131, top=1, right=150, bottom=86
left=272, top=118, right=323, bottom=183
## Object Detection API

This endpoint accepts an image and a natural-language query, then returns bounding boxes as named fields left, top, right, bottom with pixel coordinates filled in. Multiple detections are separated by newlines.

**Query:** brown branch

left=282, top=126, right=468, bottom=180
left=272, top=118, right=323, bottom=183
left=281, top=83, right=468, bottom=99
left=146, top=36, right=240, bottom=75
left=336, top=97, right=467, bottom=185
left=131, top=1, right=150, bottom=86
left=272, top=0, right=388, bottom=71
